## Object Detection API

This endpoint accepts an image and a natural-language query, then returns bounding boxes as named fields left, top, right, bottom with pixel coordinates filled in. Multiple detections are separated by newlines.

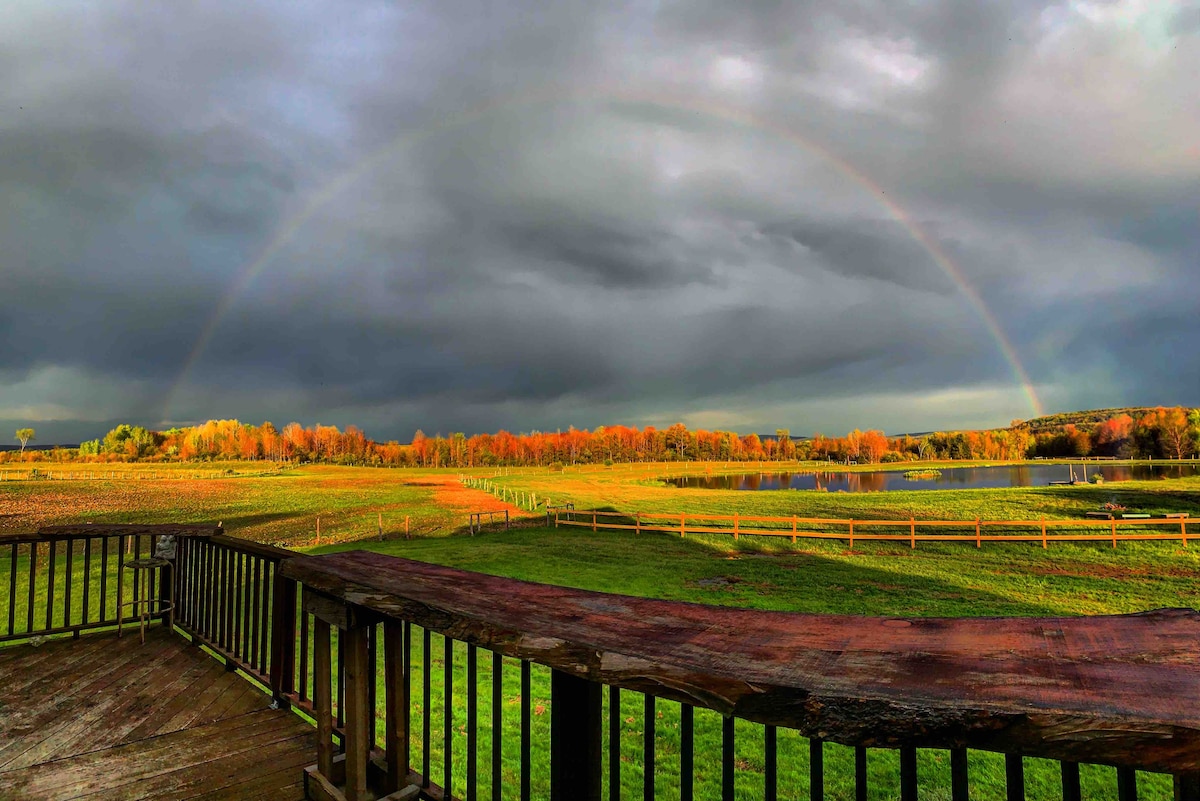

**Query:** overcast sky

left=2, top=0, right=1197, bottom=443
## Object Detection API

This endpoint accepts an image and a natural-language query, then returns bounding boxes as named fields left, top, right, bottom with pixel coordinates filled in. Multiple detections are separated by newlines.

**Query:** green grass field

left=3, top=461, right=1199, bottom=798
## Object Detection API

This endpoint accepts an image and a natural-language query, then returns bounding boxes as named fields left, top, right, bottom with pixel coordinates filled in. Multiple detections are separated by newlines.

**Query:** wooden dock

left=0, top=627, right=315, bottom=800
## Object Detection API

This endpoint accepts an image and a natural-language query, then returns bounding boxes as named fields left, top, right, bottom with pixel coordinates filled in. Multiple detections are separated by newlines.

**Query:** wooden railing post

left=270, top=572, right=298, bottom=706
left=848, top=519, right=854, bottom=548
left=313, top=617, right=335, bottom=781
left=1042, top=517, right=1048, bottom=549
left=384, top=620, right=409, bottom=792
left=1175, top=772, right=1200, bottom=801
left=550, top=669, right=602, bottom=801
left=733, top=513, right=739, bottom=541
left=975, top=518, right=981, bottom=548
left=344, top=620, right=371, bottom=801
left=910, top=517, right=916, bottom=550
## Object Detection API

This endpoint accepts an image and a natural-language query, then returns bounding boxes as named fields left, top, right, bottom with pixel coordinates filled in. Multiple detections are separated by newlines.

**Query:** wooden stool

left=118, top=557, right=175, bottom=644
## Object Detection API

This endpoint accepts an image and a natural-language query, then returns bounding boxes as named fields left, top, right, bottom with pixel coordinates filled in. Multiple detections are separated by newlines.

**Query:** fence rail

left=557, top=509, right=1196, bottom=548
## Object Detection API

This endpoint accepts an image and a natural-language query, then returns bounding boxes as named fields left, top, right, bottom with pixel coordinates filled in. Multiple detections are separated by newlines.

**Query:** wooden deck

left=0, top=627, right=316, bottom=800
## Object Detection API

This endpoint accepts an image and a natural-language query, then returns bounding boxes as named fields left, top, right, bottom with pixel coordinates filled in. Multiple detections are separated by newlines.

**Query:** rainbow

left=162, top=87, right=1043, bottom=422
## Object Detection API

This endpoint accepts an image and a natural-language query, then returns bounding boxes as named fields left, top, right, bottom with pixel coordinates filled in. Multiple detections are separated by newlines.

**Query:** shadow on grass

left=313, top=514, right=1067, bottom=618
left=1028, top=484, right=1200, bottom=515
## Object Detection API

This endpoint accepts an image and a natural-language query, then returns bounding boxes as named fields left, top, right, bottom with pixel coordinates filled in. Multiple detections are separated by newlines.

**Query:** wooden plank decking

left=0, top=628, right=315, bottom=800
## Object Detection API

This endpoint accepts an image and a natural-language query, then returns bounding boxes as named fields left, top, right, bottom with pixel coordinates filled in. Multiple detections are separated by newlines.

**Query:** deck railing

left=0, top=523, right=219, bottom=644
left=172, top=532, right=298, bottom=693
left=276, top=551, right=1200, bottom=801
left=7, top=528, right=1200, bottom=801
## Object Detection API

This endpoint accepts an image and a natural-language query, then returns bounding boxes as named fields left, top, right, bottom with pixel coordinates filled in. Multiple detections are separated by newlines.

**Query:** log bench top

left=280, top=551, right=1200, bottom=772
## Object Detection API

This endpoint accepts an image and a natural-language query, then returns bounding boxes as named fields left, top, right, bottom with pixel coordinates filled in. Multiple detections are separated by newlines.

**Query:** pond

left=666, top=463, right=1200, bottom=492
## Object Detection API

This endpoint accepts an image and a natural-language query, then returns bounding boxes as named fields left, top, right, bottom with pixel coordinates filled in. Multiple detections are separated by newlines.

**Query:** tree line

left=5, top=406, right=1198, bottom=468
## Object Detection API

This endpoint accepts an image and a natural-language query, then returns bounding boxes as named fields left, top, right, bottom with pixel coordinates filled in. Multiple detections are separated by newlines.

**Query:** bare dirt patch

left=410, top=475, right=528, bottom=518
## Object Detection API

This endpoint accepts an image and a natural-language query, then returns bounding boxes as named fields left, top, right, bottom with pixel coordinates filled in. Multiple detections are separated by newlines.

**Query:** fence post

left=910, top=517, right=916, bottom=549
left=555, top=510, right=560, bottom=528
left=1042, top=517, right=1047, bottom=549
left=792, top=515, right=797, bottom=544
left=975, top=518, right=981, bottom=548
left=680, top=514, right=685, bottom=538
left=506, top=509, right=510, bottom=530
left=592, top=512, right=597, bottom=532
left=1112, top=518, right=1117, bottom=548
left=734, top=513, right=739, bottom=541
left=1182, top=518, right=1188, bottom=547
left=550, top=669, right=602, bottom=801
left=848, top=519, right=854, bottom=548
left=636, top=512, right=641, bottom=534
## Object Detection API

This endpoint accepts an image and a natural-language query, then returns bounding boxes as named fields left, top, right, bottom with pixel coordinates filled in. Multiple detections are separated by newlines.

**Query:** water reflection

left=668, top=463, right=1200, bottom=492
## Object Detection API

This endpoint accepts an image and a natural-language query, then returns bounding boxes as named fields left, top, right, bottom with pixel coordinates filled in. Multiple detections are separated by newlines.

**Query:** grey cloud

left=1170, top=5, right=1200, bottom=36
left=1, top=0, right=1196, bottom=442
left=498, top=216, right=718, bottom=289
left=760, top=217, right=957, bottom=293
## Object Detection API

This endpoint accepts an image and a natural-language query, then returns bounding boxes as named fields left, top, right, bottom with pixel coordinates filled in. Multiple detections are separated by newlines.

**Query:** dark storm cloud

left=760, top=218, right=956, bottom=293
left=498, top=216, right=718, bottom=289
left=2, top=0, right=1196, bottom=441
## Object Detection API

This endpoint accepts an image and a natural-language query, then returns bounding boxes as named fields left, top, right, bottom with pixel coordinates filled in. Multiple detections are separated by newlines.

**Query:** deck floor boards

left=0, top=628, right=315, bottom=800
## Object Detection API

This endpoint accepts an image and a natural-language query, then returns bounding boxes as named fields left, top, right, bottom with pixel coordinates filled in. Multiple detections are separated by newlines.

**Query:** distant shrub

left=904, top=469, right=942, bottom=479
left=549, top=461, right=565, bottom=472
left=603, top=458, right=614, bottom=467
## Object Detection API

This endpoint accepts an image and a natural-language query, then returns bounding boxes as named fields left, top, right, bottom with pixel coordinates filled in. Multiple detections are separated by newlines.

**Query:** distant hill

left=1017, top=408, right=1161, bottom=434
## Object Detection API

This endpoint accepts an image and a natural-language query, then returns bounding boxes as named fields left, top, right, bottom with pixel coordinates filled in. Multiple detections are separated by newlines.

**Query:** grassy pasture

left=3, top=461, right=1200, bottom=798
left=0, top=463, right=525, bottom=544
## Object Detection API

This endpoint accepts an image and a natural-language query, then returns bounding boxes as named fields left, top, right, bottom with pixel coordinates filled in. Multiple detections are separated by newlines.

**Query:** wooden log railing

left=0, top=524, right=220, bottom=645
left=278, top=551, right=1200, bottom=801
left=557, top=509, right=1196, bottom=548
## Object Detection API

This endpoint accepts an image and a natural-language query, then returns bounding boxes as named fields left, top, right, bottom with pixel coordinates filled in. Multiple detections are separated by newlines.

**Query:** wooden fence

left=556, top=509, right=1195, bottom=549
left=459, top=475, right=541, bottom=511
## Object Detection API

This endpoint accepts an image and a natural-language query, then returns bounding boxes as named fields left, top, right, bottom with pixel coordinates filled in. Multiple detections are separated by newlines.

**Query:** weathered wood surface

left=0, top=628, right=313, bottom=799
left=282, top=551, right=1200, bottom=772
left=0, top=523, right=222, bottom=545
